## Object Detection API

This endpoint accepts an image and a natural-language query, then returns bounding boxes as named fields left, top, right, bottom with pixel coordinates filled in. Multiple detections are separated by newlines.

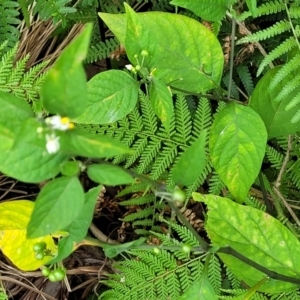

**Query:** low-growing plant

left=1, top=1, right=300, bottom=299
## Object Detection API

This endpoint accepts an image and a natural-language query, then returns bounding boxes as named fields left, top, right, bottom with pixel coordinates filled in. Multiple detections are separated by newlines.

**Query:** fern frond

left=257, top=37, right=297, bottom=76
left=244, top=195, right=267, bottom=211
left=237, top=0, right=286, bottom=22
left=225, top=265, right=241, bottom=289
left=0, top=0, right=20, bottom=51
left=209, top=171, right=226, bottom=195
left=86, top=38, right=120, bottom=63
left=208, top=254, right=222, bottom=295
left=119, top=194, right=155, bottom=206
left=274, top=72, right=300, bottom=102
left=270, top=54, right=300, bottom=90
left=236, top=65, right=254, bottom=96
left=222, top=74, right=239, bottom=99
left=100, top=223, right=205, bottom=300
left=122, top=206, right=158, bottom=222
left=192, top=97, right=212, bottom=137
left=0, top=42, right=47, bottom=111
left=237, top=20, right=291, bottom=44
left=173, top=94, right=192, bottom=144
left=265, top=145, right=284, bottom=169
left=291, top=110, right=300, bottom=123
left=185, top=163, right=212, bottom=199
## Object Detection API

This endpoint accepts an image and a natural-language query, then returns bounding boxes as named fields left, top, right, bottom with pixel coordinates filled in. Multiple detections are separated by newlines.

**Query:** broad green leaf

left=193, top=193, right=300, bottom=293
left=0, top=91, right=33, bottom=122
left=170, top=0, right=236, bottom=22
left=209, top=103, right=267, bottom=203
left=172, top=130, right=207, bottom=185
left=41, top=24, right=92, bottom=118
left=100, top=10, right=223, bottom=94
left=48, top=237, right=73, bottom=265
left=149, top=80, right=173, bottom=131
left=179, top=272, right=218, bottom=300
left=60, top=130, right=131, bottom=158
left=250, top=66, right=300, bottom=139
left=87, top=164, right=134, bottom=185
left=0, top=118, right=67, bottom=183
left=27, top=176, right=85, bottom=238
left=74, top=70, right=139, bottom=124
left=49, top=186, right=101, bottom=264
left=59, top=160, right=80, bottom=177
left=0, top=92, right=34, bottom=151
left=0, top=200, right=56, bottom=271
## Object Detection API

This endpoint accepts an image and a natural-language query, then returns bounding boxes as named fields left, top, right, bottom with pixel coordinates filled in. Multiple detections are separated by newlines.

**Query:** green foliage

left=0, top=41, right=48, bottom=112
left=86, top=37, right=120, bottom=63
left=0, top=286, right=8, bottom=300
left=80, top=93, right=212, bottom=199
left=0, top=0, right=20, bottom=51
left=237, top=0, right=300, bottom=121
left=99, top=223, right=206, bottom=300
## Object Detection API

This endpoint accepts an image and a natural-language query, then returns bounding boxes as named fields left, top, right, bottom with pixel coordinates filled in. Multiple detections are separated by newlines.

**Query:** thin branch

left=273, top=186, right=300, bottom=227
left=275, top=135, right=292, bottom=188
left=226, top=11, right=274, bottom=69
left=227, top=17, right=236, bottom=100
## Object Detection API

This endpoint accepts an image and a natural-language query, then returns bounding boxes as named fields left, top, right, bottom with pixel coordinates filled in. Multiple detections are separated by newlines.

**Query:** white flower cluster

left=38, top=116, right=74, bottom=155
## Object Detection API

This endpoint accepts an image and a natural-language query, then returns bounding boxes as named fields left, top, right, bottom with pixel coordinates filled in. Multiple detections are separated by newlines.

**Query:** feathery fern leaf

left=0, top=44, right=48, bottom=111
left=257, top=37, right=297, bottom=76
left=265, top=145, right=284, bottom=169
left=209, top=171, right=226, bottom=195
left=0, top=0, right=20, bottom=51
left=237, top=20, right=291, bottom=44
left=0, top=42, right=47, bottom=111
left=86, top=38, right=120, bottom=63
left=237, top=0, right=286, bottom=22
left=100, top=223, right=205, bottom=300
left=236, top=65, right=254, bottom=96
left=269, top=53, right=300, bottom=90
left=208, top=254, right=222, bottom=295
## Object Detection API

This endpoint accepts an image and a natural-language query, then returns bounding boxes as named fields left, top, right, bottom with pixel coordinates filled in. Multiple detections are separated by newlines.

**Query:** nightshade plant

left=1, top=1, right=300, bottom=299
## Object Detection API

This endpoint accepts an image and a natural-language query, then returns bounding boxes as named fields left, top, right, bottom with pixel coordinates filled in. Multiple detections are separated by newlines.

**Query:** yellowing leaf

left=0, top=200, right=56, bottom=271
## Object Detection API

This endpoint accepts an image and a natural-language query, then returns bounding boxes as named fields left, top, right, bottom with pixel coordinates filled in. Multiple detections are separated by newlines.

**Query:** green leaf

left=179, top=273, right=218, bottom=300
left=87, top=164, right=134, bottom=185
left=193, top=193, right=300, bottom=293
left=60, top=130, right=131, bottom=158
left=100, top=10, right=223, bottom=94
left=149, top=80, right=173, bottom=131
left=209, top=103, right=267, bottom=203
left=49, top=186, right=102, bottom=264
left=246, top=0, right=257, bottom=16
left=0, top=91, right=33, bottom=122
left=41, top=24, right=92, bottom=118
left=27, top=176, right=85, bottom=238
left=170, top=0, right=236, bottom=22
left=0, top=92, right=33, bottom=152
left=0, top=118, right=67, bottom=183
left=172, top=130, right=207, bottom=185
left=59, top=160, right=80, bottom=177
left=49, top=237, right=73, bottom=265
left=74, top=70, right=139, bottom=124
left=250, top=66, right=300, bottom=139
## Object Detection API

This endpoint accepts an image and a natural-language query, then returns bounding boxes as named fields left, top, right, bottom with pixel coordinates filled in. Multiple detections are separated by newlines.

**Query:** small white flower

left=120, top=276, right=126, bottom=283
left=125, top=64, right=133, bottom=71
left=45, top=115, right=74, bottom=131
left=46, top=134, right=60, bottom=154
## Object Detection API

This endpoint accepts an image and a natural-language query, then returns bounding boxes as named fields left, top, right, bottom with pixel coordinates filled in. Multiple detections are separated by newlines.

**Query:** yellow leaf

left=0, top=200, right=56, bottom=271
